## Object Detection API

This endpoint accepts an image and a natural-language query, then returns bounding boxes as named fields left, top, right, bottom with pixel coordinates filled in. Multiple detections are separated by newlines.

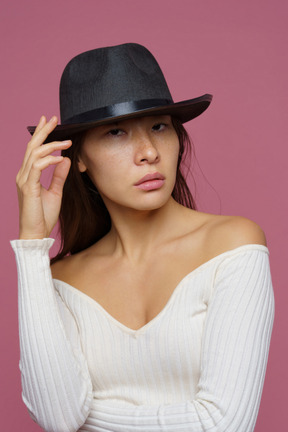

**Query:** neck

left=103, top=197, right=184, bottom=262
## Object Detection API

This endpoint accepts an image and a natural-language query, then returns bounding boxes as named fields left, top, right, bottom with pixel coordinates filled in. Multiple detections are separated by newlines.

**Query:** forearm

left=11, top=238, right=93, bottom=432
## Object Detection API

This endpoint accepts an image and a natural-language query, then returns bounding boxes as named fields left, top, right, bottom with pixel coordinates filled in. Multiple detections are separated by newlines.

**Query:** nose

left=134, top=133, right=160, bottom=165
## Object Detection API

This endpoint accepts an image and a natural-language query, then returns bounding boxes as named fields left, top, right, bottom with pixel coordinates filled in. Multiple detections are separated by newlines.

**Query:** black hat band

left=63, top=98, right=173, bottom=125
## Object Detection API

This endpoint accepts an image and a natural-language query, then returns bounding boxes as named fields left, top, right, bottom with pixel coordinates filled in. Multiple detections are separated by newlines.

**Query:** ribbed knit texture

left=10, top=239, right=274, bottom=432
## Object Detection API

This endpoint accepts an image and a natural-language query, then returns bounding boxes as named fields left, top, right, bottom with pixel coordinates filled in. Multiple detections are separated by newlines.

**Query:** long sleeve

left=11, top=239, right=93, bottom=432
left=86, top=247, right=274, bottom=432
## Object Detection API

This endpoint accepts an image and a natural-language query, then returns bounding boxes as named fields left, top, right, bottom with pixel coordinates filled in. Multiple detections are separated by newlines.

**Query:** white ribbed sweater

left=11, top=239, right=274, bottom=432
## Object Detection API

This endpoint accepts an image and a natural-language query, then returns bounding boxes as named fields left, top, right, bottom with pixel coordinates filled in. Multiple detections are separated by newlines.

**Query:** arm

left=13, top=117, right=94, bottom=431
left=89, top=247, right=274, bottom=431
left=194, top=247, right=274, bottom=431
left=11, top=238, right=93, bottom=432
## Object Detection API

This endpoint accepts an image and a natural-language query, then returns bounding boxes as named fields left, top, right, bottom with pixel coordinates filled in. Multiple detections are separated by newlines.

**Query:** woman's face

left=77, top=115, right=180, bottom=212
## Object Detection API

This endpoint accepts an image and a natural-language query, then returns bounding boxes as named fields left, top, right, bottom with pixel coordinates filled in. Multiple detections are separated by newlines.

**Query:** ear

left=77, top=156, right=87, bottom=173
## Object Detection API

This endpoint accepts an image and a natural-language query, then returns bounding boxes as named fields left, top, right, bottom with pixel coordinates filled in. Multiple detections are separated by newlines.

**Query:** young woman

left=12, top=43, right=274, bottom=432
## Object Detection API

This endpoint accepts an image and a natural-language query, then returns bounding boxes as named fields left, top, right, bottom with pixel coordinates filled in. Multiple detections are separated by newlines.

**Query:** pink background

left=1, top=0, right=287, bottom=430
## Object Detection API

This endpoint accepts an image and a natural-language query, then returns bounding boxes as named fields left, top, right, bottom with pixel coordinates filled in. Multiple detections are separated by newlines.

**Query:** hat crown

left=59, top=43, right=173, bottom=124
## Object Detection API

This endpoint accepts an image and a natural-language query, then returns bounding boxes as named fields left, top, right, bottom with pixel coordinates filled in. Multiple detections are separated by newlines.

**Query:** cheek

left=85, top=148, right=130, bottom=190
left=174, top=144, right=180, bottom=162
left=166, top=140, right=180, bottom=167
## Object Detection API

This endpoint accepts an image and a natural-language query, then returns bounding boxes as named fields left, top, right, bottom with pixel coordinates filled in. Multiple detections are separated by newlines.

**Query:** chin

left=127, top=193, right=173, bottom=212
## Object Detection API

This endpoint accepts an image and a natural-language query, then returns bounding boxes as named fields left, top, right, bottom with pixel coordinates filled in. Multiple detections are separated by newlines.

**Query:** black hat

left=27, top=43, right=212, bottom=142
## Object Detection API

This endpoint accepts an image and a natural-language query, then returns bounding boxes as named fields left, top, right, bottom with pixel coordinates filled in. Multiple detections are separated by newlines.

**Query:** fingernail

left=49, top=116, right=57, bottom=123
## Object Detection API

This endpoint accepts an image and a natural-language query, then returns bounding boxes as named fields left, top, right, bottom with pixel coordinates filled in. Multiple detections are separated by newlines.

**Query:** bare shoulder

left=51, top=251, right=84, bottom=282
left=217, top=215, right=266, bottom=246
left=51, top=255, right=72, bottom=281
left=202, top=213, right=267, bottom=251
left=50, top=238, right=105, bottom=283
left=184, top=210, right=267, bottom=258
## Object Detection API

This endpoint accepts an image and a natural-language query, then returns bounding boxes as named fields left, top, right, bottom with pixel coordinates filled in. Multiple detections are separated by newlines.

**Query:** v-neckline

left=53, top=244, right=268, bottom=335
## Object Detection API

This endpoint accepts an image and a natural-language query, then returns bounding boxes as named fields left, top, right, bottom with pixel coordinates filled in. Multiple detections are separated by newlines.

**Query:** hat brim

left=27, top=94, right=212, bottom=143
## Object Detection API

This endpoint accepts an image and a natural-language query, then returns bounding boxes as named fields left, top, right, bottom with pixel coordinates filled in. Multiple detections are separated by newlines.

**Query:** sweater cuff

left=10, top=238, right=55, bottom=252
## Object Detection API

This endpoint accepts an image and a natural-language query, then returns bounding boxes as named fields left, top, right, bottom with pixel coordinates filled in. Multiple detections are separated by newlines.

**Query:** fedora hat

left=27, top=43, right=212, bottom=142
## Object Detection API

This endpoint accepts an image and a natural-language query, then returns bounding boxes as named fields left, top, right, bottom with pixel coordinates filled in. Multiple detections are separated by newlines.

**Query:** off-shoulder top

left=11, top=239, right=274, bottom=432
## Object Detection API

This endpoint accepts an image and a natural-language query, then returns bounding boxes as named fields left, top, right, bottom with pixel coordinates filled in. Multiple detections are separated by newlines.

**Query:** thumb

left=48, top=157, right=71, bottom=196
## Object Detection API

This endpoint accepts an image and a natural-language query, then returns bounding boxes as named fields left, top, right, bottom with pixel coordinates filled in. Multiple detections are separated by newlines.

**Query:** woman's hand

left=16, top=116, right=72, bottom=239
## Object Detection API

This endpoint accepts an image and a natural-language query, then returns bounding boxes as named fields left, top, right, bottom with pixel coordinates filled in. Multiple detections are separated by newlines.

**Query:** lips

left=134, top=172, right=165, bottom=186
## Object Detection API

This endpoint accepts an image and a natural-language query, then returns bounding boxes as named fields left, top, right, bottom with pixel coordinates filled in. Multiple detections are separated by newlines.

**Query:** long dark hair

left=51, top=118, right=196, bottom=264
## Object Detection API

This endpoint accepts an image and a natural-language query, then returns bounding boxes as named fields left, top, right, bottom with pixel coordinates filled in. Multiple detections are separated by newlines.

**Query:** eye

left=152, top=123, right=167, bottom=132
left=107, top=128, right=125, bottom=137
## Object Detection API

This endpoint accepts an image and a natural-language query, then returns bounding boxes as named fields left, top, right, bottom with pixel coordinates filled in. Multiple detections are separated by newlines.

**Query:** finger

left=21, top=116, right=59, bottom=170
left=48, top=157, right=71, bottom=197
left=31, top=140, right=72, bottom=159
left=33, top=115, right=47, bottom=135
left=26, top=140, right=71, bottom=169
left=24, top=155, right=65, bottom=189
left=28, top=115, right=58, bottom=149
left=19, top=140, right=72, bottom=186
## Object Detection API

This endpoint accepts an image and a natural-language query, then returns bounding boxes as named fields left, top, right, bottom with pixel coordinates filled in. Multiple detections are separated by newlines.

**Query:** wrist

left=19, top=230, right=48, bottom=240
